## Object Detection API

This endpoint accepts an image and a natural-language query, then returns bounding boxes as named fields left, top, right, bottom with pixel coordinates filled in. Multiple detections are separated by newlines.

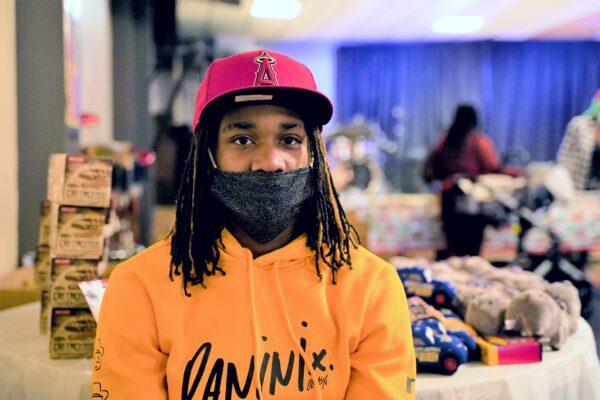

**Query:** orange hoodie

left=91, top=229, right=416, bottom=399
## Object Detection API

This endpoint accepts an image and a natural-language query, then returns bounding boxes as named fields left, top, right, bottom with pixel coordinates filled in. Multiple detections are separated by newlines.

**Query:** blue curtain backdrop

left=336, top=42, right=600, bottom=190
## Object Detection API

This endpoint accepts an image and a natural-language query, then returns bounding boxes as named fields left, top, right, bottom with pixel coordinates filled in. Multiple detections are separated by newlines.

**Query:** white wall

left=76, top=0, right=114, bottom=146
left=0, top=0, right=19, bottom=274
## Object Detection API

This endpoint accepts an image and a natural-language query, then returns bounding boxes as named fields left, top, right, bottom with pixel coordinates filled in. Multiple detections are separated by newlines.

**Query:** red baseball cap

left=193, top=49, right=333, bottom=130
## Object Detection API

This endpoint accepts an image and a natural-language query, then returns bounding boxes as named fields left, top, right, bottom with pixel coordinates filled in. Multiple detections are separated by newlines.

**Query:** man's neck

left=227, top=222, right=299, bottom=259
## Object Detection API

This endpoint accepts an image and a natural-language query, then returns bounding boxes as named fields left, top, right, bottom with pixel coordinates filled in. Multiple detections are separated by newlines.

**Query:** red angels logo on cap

left=253, top=51, right=278, bottom=86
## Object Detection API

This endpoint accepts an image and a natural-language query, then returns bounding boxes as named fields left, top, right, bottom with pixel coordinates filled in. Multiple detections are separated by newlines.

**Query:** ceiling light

left=432, top=16, right=484, bottom=34
left=63, top=0, right=83, bottom=19
left=250, top=0, right=302, bottom=20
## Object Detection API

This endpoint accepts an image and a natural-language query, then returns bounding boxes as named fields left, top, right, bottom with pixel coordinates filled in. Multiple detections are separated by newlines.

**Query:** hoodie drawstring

left=246, top=249, right=264, bottom=400
left=274, top=260, right=323, bottom=400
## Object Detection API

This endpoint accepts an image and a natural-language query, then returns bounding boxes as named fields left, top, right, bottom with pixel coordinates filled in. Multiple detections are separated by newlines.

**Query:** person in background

left=558, top=89, right=600, bottom=191
left=558, top=91, right=600, bottom=359
left=424, top=104, right=507, bottom=257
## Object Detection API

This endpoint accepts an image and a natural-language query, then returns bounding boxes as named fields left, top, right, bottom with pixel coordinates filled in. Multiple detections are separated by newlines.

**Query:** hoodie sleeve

left=91, top=265, right=168, bottom=400
left=345, top=264, right=416, bottom=400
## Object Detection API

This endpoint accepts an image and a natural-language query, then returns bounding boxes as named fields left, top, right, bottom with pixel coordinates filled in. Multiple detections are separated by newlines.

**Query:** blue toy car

left=396, top=266, right=458, bottom=310
left=420, top=317, right=479, bottom=361
left=412, top=320, right=468, bottom=375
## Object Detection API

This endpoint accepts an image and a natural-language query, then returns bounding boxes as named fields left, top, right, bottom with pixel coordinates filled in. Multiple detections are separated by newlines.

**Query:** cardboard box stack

left=34, top=154, right=112, bottom=359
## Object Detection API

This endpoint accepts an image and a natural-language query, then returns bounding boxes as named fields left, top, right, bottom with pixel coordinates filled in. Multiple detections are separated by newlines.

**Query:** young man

left=92, top=50, right=415, bottom=400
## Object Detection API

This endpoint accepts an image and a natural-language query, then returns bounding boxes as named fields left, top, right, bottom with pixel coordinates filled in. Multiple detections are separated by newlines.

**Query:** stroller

left=455, top=166, right=594, bottom=319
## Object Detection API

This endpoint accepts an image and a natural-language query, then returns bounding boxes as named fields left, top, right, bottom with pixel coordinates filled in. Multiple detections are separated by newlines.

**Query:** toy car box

left=478, top=336, right=542, bottom=365
left=47, top=154, right=113, bottom=208
left=49, top=307, right=96, bottom=359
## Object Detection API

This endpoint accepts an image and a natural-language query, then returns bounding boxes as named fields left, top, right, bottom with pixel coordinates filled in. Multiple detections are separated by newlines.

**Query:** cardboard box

left=50, top=259, right=99, bottom=308
left=477, top=336, right=542, bottom=365
left=50, top=205, right=109, bottom=259
left=34, top=245, right=51, bottom=287
left=40, top=288, right=50, bottom=334
left=47, top=154, right=112, bottom=208
left=38, top=200, right=52, bottom=245
left=49, top=307, right=96, bottom=359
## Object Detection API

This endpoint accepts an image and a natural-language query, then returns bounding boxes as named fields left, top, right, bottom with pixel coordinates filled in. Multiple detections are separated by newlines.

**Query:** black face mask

left=210, top=165, right=314, bottom=243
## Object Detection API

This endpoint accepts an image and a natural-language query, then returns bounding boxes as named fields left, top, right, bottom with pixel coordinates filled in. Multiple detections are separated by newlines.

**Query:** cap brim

left=198, top=86, right=333, bottom=129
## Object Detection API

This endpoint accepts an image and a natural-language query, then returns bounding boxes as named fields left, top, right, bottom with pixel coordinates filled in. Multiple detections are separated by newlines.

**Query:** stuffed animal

left=454, top=284, right=486, bottom=316
left=465, top=289, right=511, bottom=336
left=432, top=266, right=473, bottom=286
left=505, top=289, right=571, bottom=350
left=445, top=257, right=465, bottom=270
left=461, top=256, right=497, bottom=275
left=544, top=281, right=581, bottom=334
left=486, top=266, right=546, bottom=292
left=391, top=255, right=580, bottom=348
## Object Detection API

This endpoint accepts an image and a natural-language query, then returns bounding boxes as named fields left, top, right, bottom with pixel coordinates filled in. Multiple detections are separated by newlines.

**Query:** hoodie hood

left=218, top=228, right=315, bottom=269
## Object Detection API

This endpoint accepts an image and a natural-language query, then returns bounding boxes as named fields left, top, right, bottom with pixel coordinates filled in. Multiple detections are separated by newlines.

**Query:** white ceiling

left=178, top=0, right=600, bottom=42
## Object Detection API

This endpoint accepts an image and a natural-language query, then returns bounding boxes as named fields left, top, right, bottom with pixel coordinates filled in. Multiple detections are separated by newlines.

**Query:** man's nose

left=251, top=145, right=286, bottom=172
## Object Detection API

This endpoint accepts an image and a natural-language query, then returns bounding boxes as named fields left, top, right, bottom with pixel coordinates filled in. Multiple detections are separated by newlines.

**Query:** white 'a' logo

left=253, top=51, right=278, bottom=86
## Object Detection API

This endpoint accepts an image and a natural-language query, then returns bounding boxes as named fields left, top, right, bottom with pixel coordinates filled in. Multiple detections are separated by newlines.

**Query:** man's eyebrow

left=280, top=122, right=302, bottom=130
left=223, top=121, right=255, bottom=131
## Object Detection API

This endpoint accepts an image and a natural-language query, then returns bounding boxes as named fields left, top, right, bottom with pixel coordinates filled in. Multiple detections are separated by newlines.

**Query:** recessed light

left=432, top=16, right=484, bottom=34
left=63, top=0, right=83, bottom=19
left=250, top=0, right=302, bottom=20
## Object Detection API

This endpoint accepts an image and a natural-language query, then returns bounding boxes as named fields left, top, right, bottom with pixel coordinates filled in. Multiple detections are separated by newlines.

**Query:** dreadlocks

left=169, top=122, right=359, bottom=296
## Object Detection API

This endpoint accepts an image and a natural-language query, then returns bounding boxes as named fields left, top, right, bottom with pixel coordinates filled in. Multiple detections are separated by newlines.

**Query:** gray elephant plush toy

left=544, top=281, right=581, bottom=335
left=505, top=289, right=571, bottom=350
left=465, top=289, right=511, bottom=336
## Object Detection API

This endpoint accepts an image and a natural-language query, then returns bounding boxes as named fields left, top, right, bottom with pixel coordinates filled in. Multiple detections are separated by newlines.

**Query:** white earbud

left=207, top=148, right=218, bottom=169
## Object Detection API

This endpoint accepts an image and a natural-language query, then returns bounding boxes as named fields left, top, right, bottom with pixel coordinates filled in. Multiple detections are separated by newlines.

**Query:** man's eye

left=281, top=136, right=302, bottom=146
left=232, top=136, right=252, bottom=146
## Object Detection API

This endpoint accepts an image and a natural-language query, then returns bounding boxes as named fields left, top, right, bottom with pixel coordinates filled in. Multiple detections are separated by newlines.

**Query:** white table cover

left=0, top=302, right=598, bottom=400
left=416, top=318, right=600, bottom=400
left=0, top=303, right=92, bottom=400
